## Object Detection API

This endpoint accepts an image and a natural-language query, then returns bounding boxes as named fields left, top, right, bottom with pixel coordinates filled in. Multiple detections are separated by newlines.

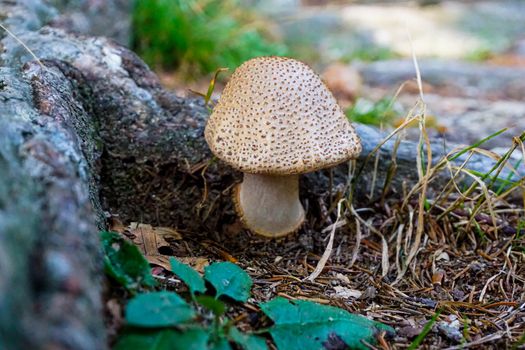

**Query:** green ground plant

left=132, top=0, right=289, bottom=76
left=407, top=309, right=442, bottom=350
left=102, top=231, right=394, bottom=350
left=346, top=97, right=401, bottom=126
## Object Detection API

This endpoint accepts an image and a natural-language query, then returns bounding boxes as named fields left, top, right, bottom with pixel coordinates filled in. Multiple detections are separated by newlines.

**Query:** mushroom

left=205, top=56, right=361, bottom=238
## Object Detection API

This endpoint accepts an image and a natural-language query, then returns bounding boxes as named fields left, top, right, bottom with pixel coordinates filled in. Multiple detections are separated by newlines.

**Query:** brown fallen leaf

left=108, top=216, right=126, bottom=233
left=177, top=257, right=210, bottom=273
left=146, top=255, right=172, bottom=271
left=108, top=220, right=209, bottom=273
left=113, top=222, right=182, bottom=256
left=141, top=255, right=210, bottom=273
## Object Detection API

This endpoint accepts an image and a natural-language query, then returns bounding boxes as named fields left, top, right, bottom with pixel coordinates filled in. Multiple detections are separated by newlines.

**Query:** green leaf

left=204, top=262, right=252, bottom=302
left=204, top=67, right=229, bottom=106
left=260, top=297, right=394, bottom=350
left=170, top=257, right=206, bottom=295
left=173, top=328, right=211, bottom=350
left=113, top=329, right=177, bottom=350
left=101, top=231, right=156, bottom=290
left=408, top=309, right=442, bottom=350
left=114, top=329, right=209, bottom=350
left=208, top=338, right=232, bottom=350
left=229, top=327, right=268, bottom=350
left=195, top=295, right=226, bottom=316
left=346, top=97, right=399, bottom=126
left=126, top=292, right=195, bottom=327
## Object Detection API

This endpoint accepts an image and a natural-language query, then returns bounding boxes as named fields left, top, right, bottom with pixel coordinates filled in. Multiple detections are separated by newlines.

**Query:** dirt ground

left=107, top=171, right=525, bottom=349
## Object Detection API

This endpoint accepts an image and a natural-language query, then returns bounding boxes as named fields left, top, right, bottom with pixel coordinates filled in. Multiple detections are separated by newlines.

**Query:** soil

left=107, top=175, right=525, bottom=349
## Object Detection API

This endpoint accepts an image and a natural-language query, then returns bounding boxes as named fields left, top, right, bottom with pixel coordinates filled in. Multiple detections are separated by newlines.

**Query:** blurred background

left=131, top=0, right=525, bottom=151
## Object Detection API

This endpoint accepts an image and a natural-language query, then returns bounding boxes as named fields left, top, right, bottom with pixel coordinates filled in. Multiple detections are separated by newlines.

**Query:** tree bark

left=0, top=0, right=523, bottom=349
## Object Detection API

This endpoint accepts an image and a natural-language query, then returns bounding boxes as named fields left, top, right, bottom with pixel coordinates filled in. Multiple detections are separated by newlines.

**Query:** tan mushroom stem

left=235, top=173, right=305, bottom=238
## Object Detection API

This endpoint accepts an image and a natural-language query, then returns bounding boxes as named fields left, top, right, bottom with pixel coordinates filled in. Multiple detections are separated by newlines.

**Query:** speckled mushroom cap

left=205, top=56, right=362, bottom=175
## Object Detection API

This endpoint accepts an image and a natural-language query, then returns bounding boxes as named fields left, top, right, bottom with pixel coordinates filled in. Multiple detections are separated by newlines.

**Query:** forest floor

left=108, top=188, right=524, bottom=349
left=108, top=83, right=525, bottom=349
left=107, top=1, right=525, bottom=349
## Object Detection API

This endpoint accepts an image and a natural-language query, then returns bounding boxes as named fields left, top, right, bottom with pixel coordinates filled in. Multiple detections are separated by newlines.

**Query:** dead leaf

left=335, top=273, right=351, bottom=285
left=146, top=255, right=172, bottom=271
left=145, top=255, right=210, bottom=273
left=108, top=221, right=210, bottom=274
left=177, top=257, right=210, bottom=273
left=108, top=216, right=126, bottom=233
left=116, top=222, right=182, bottom=256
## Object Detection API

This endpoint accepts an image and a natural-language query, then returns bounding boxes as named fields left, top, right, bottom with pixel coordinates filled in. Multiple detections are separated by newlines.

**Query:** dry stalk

left=0, top=23, right=46, bottom=70
left=306, top=199, right=345, bottom=282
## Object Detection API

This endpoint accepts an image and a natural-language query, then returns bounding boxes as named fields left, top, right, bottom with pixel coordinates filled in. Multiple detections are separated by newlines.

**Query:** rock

left=398, top=325, right=423, bottom=339
left=437, top=315, right=463, bottom=343
left=322, top=63, right=362, bottom=107
left=48, top=0, right=132, bottom=45
left=264, top=1, right=525, bottom=62
left=394, top=94, right=525, bottom=149
left=358, top=59, right=525, bottom=100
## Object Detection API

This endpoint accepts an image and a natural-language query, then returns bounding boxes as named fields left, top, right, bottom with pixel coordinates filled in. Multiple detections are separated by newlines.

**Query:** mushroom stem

left=235, top=173, right=305, bottom=238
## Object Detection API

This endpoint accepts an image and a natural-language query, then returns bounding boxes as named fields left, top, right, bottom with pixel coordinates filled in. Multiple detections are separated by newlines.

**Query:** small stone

left=322, top=63, right=362, bottom=107
left=360, top=286, right=377, bottom=300
left=333, top=286, right=362, bottom=299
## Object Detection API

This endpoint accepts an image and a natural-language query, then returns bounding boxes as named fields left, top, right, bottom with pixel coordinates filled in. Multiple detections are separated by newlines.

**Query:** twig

left=349, top=216, right=362, bottom=267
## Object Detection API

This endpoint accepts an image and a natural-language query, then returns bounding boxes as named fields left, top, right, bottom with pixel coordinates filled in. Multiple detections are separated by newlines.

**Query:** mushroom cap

left=205, top=56, right=362, bottom=175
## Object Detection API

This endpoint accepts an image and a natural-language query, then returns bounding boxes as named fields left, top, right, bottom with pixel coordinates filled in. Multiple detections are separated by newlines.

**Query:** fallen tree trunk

left=0, top=0, right=524, bottom=348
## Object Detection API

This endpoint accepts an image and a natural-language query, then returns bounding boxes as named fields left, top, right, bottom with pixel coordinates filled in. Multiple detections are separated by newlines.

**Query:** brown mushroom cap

left=205, top=56, right=362, bottom=175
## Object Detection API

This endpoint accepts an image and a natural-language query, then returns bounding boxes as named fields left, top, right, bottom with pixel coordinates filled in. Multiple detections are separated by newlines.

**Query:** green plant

left=132, top=0, right=289, bottom=76
left=261, top=297, right=393, bottom=350
left=346, top=97, right=400, bottom=126
left=113, top=256, right=264, bottom=350
left=407, top=309, right=442, bottom=350
left=517, top=220, right=525, bottom=239
left=514, top=219, right=525, bottom=253
left=512, top=331, right=525, bottom=350
left=102, top=231, right=156, bottom=291
left=102, top=232, right=394, bottom=349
